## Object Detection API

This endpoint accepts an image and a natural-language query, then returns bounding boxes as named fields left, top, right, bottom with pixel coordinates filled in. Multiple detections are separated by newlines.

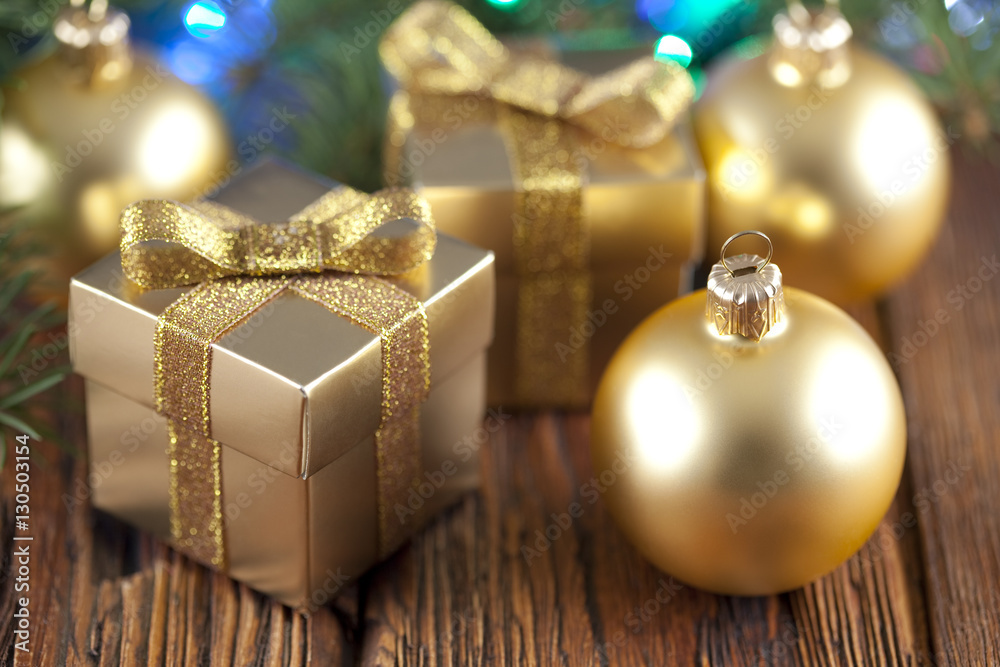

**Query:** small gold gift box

left=69, top=160, right=495, bottom=609
left=381, top=2, right=705, bottom=408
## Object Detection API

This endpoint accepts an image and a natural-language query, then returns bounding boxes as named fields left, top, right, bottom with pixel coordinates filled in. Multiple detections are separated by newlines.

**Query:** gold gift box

left=386, top=48, right=705, bottom=407
left=69, top=160, right=495, bottom=609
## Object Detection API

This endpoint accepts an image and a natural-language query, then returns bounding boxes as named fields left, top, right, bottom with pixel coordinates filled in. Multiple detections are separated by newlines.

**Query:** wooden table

left=2, top=157, right=999, bottom=666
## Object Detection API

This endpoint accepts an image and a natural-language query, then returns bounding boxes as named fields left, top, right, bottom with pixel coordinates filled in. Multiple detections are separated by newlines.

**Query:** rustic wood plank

left=207, top=569, right=239, bottom=666
left=164, top=551, right=188, bottom=667
left=287, top=611, right=304, bottom=667
left=883, top=158, right=1000, bottom=666
left=146, top=553, right=171, bottom=666
left=94, top=579, right=123, bottom=667
left=182, top=560, right=208, bottom=667
left=304, top=610, right=348, bottom=666
left=263, top=601, right=288, bottom=666
left=120, top=572, right=153, bottom=665
left=230, top=585, right=264, bottom=666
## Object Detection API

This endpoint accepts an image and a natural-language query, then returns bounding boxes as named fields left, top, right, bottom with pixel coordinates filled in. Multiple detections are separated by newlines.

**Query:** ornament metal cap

left=770, top=0, right=852, bottom=89
left=53, top=0, right=133, bottom=88
left=707, top=231, right=784, bottom=342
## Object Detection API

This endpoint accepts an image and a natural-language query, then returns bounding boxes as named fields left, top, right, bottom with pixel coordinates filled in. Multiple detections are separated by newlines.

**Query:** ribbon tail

left=501, top=107, right=592, bottom=407
left=168, top=421, right=227, bottom=569
left=292, top=275, right=429, bottom=559
left=156, top=277, right=291, bottom=569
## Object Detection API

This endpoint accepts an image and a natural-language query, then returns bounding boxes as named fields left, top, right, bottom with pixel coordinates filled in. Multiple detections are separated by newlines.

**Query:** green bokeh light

left=485, top=0, right=524, bottom=11
left=654, top=34, right=693, bottom=68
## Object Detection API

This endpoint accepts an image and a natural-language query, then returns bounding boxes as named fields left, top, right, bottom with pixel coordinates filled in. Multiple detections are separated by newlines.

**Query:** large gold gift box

left=68, top=161, right=495, bottom=609
left=385, top=44, right=704, bottom=408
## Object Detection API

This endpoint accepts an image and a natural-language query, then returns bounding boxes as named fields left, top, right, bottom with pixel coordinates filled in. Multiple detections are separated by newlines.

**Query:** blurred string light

left=944, top=0, right=998, bottom=49
left=948, top=1, right=984, bottom=35
left=486, top=0, right=525, bottom=10
left=637, top=0, right=755, bottom=64
left=654, top=34, right=692, bottom=67
left=883, top=0, right=999, bottom=53
left=183, top=1, right=227, bottom=38
left=636, top=0, right=744, bottom=38
left=169, top=0, right=277, bottom=86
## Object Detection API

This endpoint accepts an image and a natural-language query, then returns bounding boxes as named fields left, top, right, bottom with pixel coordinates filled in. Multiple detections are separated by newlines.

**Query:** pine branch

left=0, top=220, right=72, bottom=467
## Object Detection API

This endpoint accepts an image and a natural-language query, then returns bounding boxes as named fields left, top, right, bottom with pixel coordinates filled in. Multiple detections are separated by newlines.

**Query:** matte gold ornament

left=591, top=231, right=906, bottom=595
left=0, top=1, right=231, bottom=302
left=693, top=0, right=950, bottom=304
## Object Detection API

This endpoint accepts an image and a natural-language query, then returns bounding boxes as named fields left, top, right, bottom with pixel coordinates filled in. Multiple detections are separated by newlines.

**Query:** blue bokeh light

left=184, top=1, right=227, bottom=39
left=636, top=0, right=747, bottom=50
left=166, top=40, right=225, bottom=84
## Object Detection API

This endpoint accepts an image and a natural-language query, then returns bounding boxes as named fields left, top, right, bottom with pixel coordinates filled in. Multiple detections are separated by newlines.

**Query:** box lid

left=69, top=159, right=495, bottom=479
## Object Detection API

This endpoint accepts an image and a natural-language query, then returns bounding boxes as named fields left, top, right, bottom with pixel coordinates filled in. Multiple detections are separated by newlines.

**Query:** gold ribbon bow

left=382, top=0, right=693, bottom=406
left=380, top=0, right=692, bottom=150
left=121, top=187, right=436, bottom=289
left=121, top=187, right=435, bottom=569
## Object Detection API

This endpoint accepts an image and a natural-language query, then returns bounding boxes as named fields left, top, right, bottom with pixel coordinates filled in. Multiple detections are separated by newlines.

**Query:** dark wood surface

left=2, top=156, right=998, bottom=665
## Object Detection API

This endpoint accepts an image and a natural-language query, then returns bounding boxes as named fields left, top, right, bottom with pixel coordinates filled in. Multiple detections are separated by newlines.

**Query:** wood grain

left=2, top=156, right=998, bottom=665
left=882, top=158, right=1000, bottom=666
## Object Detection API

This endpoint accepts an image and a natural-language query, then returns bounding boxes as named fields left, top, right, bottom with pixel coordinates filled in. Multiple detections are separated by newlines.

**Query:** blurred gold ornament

left=0, top=1, right=231, bottom=302
left=592, top=232, right=906, bottom=595
left=693, top=0, right=950, bottom=303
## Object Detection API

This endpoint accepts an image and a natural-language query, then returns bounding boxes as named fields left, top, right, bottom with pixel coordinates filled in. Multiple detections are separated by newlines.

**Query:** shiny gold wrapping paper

left=84, top=353, right=483, bottom=607
left=70, top=160, right=494, bottom=608
left=386, top=48, right=704, bottom=407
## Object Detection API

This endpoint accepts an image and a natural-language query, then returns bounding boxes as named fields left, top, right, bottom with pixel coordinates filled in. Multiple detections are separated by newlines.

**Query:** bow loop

left=121, top=186, right=436, bottom=289
left=380, top=0, right=695, bottom=148
left=565, top=57, right=695, bottom=149
left=381, top=0, right=507, bottom=95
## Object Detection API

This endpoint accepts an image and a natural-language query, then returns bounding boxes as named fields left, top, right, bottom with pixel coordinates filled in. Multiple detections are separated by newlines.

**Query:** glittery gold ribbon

left=128, top=188, right=434, bottom=568
left=500, top=107, right=591, bottom=405
left=380, top=0, right=693, bottom=150
left=121, top=187, right=436, bottom=289
left=381, top=0, right=693, bottom=405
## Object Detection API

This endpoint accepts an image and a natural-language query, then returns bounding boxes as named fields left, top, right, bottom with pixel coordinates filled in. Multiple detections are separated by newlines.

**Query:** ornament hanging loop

left=720, top=230, right=773, bottom=277
left=708, top=230, right=784, bottom=341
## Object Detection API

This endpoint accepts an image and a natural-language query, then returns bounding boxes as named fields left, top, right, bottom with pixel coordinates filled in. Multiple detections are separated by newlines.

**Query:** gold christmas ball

left=0, top=4, right=231, bottom=302
left=591, top=232, right=906, bottom=595
left=693, top=3, right=950, bottom=304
